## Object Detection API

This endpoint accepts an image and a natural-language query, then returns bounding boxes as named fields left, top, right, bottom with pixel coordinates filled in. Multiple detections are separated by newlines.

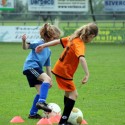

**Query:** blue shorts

left=23, top=68, right=44, bottom=87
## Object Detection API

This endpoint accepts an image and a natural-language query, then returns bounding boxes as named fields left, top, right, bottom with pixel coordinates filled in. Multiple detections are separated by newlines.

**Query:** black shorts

left=23, top=68, right=44, bottom=87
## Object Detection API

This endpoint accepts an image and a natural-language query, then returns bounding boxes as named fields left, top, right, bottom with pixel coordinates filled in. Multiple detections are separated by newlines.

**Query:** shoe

left=28, top=114, right=42, bottom=119
left=36, top=102, right=52, bottom=112
left=58, top=122, right=73, bottom=125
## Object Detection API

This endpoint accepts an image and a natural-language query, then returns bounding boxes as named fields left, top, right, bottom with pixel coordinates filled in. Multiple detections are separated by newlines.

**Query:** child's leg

left=36, top=73, right=52, bottom=112
left=64, top=96, right=69, bottom=105
left=59, top=90, right=78, bottom=124
left=36, top=73, right=51, bottom=103
left=38, top=82, right=50, bottom=102
left=59, top=97, right=75, bottom=124
left=30, top=94, right=39, bottom=115
left=36, top=82, right=52, bottom=112
left=28, top=94, right=42, bottom=119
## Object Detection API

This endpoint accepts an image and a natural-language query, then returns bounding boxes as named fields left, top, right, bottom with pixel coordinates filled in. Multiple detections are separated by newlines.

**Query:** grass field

left=0, top=42, right=125, bottom=125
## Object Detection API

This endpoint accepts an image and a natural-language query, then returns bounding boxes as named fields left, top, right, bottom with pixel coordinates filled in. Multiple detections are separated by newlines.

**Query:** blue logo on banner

left=104, top=0, right=125, bottom=12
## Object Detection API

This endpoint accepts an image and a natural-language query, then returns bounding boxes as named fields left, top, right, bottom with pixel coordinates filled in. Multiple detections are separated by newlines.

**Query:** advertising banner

left=0, top=26, right=41, bottom=42
left=0, top=0, right=14, bottom=10
left=104, top=0, right=125, bottom=12
left=28, top=0, right=88, bottom=12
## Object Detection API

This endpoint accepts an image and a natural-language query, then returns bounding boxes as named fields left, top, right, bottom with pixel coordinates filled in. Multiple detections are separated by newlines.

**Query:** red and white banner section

left=0, top=26, right=41, bottom=42
left=0, top=0, right=14, bottom=10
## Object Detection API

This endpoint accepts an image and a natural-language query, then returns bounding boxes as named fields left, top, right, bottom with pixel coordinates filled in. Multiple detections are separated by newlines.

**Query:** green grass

left=0, top=42, right=125, bottom=125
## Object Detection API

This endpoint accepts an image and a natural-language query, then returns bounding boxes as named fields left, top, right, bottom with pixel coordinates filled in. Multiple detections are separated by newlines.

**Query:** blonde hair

left=69, top=23, right=98, bottom=42
left=40, top=23, right=61, bottom=42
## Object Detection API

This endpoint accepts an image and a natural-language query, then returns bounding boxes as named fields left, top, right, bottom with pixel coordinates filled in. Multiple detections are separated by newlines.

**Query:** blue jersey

left=23, top=39, right=51, bottom=71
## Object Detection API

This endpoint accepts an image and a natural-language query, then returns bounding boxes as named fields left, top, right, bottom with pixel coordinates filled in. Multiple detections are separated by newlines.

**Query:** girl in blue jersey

left=22, top=23, right=61, bottom=119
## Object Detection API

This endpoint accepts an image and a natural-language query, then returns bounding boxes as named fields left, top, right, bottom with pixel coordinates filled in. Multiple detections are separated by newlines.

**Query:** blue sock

left=38, top=82, right=50, bottom=103
left=30, top=94, right=39, bottom=116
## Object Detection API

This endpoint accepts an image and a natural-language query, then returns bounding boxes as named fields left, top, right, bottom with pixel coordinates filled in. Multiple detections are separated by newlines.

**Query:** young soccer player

left=35, top=22, right=98, bottom=124
left=22, top=23, right=61, bottom=119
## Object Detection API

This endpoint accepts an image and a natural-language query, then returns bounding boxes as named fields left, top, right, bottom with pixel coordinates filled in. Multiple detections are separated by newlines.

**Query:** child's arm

left=35, top=39, right=60, bottom=53
left=22, top=34, right=30, bottom=50
left=79, top=56, right=89, bottom=84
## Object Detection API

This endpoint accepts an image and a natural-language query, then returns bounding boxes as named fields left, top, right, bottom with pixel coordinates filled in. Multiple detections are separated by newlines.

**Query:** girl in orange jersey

left=35, top=23, right=98, bottom=125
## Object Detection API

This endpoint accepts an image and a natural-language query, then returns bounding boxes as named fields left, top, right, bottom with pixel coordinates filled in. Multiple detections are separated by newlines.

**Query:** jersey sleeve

left=44, top=56, right=51, bottom=66
left=74, top=39, right=86, bottom=58
left=60, top=36, right=70, bottom=48
left=44, top=50, right=51, bottom=66
left=29, top=42, right=41, bottom=49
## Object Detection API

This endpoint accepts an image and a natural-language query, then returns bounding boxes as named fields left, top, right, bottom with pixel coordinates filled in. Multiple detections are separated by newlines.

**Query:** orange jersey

left=52, top=37, right=86, bottom=80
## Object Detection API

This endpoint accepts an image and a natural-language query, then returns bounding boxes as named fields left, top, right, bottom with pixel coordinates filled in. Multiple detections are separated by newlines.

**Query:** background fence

left=0, top=19, right=125, bottom=43
left=0, top=0, right=125, bottom=43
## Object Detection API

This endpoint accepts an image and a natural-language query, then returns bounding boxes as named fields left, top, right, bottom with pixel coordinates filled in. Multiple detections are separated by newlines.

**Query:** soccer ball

left=68, top=107, right=83, bottom=125
left=43, top=102, right=61, bottom=118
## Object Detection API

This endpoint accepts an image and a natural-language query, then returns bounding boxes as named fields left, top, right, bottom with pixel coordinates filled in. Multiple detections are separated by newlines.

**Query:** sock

left=64, top=96, right=68, bottom=105
left=30, top=94, right=39, bottom=116
left=38, top=82, right=50, bottom=103
left=59, top=98, right=75, bottom=124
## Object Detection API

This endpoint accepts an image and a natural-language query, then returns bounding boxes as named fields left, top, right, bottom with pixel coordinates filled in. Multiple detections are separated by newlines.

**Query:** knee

left=75, top=93, right=78, bottom=99
left=38, top=74, right=52, bottom=83
left=70, top=92, right=78, bottom=100
left=47, top=77, right=52, bottom=83
left=44, top=76, right=52, bottom=84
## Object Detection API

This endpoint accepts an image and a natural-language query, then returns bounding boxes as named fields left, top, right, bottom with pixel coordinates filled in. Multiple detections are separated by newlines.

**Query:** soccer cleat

left=58, top=122, right=73, bottom=125
left=28, top=114, right=42, bottom=119
left=36, top=102, right=52, bottom=112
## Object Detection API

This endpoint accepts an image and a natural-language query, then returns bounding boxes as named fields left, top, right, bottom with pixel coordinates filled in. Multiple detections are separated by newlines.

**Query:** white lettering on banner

left=28, top=0, right=88, bottom=12
left=0, top=26, right=41, bottom=42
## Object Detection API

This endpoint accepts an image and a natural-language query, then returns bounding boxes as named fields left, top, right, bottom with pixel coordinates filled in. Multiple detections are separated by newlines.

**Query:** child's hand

left=35, top=45, right=44, bottom=53
left=82, top=75, right=89, bottom=84
left=22, top=34, right=26, bottom=42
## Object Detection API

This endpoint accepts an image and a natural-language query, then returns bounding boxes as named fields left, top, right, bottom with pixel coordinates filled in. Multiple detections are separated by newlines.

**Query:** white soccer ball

left=68, top=107, right=83, bottom=125
left=43, top=103, right=61, bottom=118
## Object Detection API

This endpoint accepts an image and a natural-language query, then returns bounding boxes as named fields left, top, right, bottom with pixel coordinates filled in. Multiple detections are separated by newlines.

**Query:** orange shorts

left=55, top=76, right=76, bottom=91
